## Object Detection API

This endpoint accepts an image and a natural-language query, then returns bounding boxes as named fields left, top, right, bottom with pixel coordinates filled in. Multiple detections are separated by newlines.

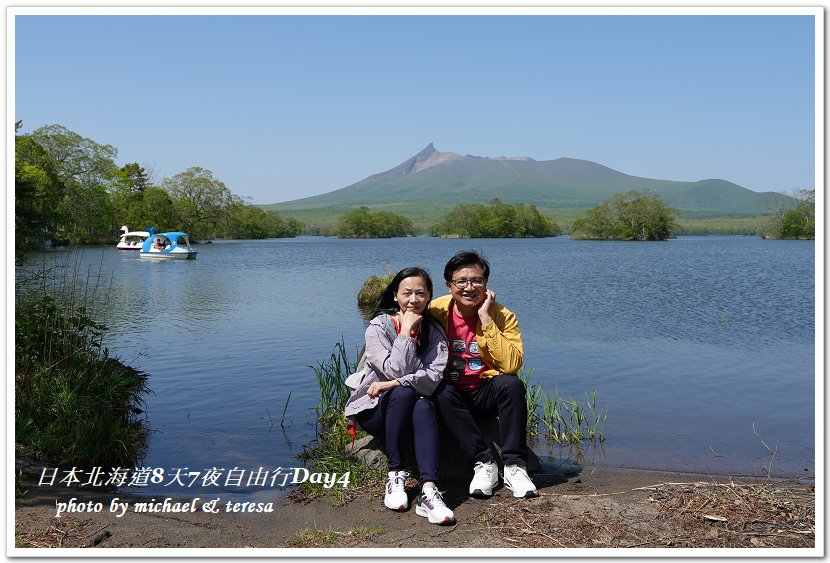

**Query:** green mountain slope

left=263, top=144, right=791, bottom=225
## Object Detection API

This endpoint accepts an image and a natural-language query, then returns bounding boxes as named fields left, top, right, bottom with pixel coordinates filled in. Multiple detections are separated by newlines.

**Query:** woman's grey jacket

left=344, top=313, right=448, bottom=418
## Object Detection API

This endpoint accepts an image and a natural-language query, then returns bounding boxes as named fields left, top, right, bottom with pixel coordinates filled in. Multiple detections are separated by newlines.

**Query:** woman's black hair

left=372, top=267, right=435, bottom=356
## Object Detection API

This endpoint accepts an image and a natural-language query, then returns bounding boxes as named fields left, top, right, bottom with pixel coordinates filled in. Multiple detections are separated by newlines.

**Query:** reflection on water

left=18, top=236, right=815, bottom=495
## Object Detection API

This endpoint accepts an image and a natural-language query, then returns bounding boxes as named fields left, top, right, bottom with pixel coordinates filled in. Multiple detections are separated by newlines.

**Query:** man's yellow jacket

left=428, top=294, right=524, bottom=378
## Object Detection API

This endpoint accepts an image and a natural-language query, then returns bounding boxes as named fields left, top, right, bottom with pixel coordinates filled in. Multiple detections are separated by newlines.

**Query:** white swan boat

left=117, top=226, right=150, bottom=251
left=139, top=229, right=198, bottom=260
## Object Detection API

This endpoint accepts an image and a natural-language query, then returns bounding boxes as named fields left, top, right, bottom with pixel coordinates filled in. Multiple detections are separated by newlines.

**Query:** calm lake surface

left=21, top=236, right=815, bottom=496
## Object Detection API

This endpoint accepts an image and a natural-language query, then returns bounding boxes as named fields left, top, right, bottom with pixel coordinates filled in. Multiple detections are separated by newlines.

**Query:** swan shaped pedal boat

left=117, top=225, right=150, bottom=251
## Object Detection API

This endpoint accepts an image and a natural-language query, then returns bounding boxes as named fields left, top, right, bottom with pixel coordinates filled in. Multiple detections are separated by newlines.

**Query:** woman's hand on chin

left=399, top=310, right=422, bottom=335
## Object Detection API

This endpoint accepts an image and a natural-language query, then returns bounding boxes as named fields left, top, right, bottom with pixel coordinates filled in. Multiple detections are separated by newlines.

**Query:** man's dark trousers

left=434, top=374, right=528, bottom=467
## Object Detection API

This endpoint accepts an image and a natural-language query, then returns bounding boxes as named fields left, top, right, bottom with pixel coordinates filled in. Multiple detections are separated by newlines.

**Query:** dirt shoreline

left=14, top=460, right=816, bottom=551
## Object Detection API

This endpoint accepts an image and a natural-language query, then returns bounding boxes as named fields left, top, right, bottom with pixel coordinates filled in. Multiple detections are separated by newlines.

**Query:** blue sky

left=14, top=11, right=817, bottom=204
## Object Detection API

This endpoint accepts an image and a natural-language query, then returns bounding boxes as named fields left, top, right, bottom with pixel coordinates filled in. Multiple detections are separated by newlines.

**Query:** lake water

left=19, top=236, right=816, bottom=497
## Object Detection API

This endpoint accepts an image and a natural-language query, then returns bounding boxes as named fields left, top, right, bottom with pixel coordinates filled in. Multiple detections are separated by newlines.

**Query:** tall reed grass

left=519, top=368, right=607, bottom=444
left=15, top=252, right=149, bottom=467
left=301, top=341, right=384, bottom=505
left=311, top=341, right=353, bottom=432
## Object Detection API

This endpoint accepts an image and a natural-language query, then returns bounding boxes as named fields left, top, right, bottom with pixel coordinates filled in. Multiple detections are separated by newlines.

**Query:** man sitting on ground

left=429, top=250, right=538, bottom=499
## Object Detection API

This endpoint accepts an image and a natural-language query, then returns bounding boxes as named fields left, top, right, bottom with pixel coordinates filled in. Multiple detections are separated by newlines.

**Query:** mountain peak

left=361, top=143, right=461, bottom=184
left=417, top=142, right=437, bottom=156
left=276, top=143, right=781, bottom=218
left=410, top=143, right=443, bottom=168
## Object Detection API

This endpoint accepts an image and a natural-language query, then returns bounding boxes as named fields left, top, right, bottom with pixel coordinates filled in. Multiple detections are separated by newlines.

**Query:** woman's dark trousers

left=356, top=385, right=440, bottom=485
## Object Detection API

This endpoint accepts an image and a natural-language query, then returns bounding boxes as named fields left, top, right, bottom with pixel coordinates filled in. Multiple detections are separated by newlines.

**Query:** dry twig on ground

left=475, top=480, right=815, bottom=548
left=15, top=516, right=96, bottom=548
left=644, top=480, right=814, bottom=548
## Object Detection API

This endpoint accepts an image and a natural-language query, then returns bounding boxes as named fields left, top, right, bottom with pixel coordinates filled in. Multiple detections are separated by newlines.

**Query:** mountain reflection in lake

left=20, top=236, right=815, bottom=496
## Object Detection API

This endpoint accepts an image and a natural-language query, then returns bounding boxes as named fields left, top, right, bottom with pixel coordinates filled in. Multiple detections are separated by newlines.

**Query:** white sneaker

left=384, top=471, right=409, bottom=511
left=503, top=465, right=538, bottom=498
left=469, top=460, right=499, bottom=498
left=415, top=487, right=455, bottom=525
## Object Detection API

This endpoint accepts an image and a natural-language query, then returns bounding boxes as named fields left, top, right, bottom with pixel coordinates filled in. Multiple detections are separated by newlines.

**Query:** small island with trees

left=570, top=190, right=678, bottom=241
left=431, top=199, right=561, bottom=238
left=337, top=206, right=415, bottom=238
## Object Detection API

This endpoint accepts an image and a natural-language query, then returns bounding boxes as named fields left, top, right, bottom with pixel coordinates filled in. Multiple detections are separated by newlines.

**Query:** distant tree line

left=335, top=199, right=560, bottom=239
left=15, top=122, right=302, bottom=254
left=759, top=189, right=815, bottom=240
left=571, top=190, right=677, bottom=241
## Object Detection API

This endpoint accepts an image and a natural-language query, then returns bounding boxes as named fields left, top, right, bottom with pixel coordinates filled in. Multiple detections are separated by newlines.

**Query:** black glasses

left=450, top=277, right=485, bottom=289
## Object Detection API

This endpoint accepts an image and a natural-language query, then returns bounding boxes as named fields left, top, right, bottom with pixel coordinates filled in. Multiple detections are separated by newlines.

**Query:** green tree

left=223, top=205, right=304, bottom=239
left=339, top=206, right=371, bottom=238
left=433, top=199, right=558, bottom=238
left=374, top=210, right=415, bottom=238
left=29, top=124, right=119, bottom=242
left=432, top=204, right=480, bottom=237
left=225, top=205, right=269, bottom=239
left=72, top=184, right=115, bottom=243
left=129, top=187, right=180, bottom=232
left=119, top=162, right=151, bottom=193
left=279, top=215, right=304, bottom=238
left=111, top=162, right=154, bottom=231
left=761, top=192, right=790, bottom=239
left=571, top=201, right=616, bottom=240
left=781, top=189, right=815, bottom=240
left=760, top=189, right=814, bottom=240
left=15, top=134, right=65, bottom=251
left=571, top=190, right=677, bottom=241
left=613, top=190, right=676, bottom=241
left=338, top=207, right=414, bottom=238
left=478, top=199, right=517, bottom=237
left=515, top=203, right=562, bottom=237
left=162, top=167, right=243, bottom=240
left=29, top=124, right=119, bottom=188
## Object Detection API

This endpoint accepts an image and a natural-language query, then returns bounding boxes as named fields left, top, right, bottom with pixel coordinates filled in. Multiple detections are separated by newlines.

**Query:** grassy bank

left=15, top=257, right=149, bottom=467
left=674, top=216, right=767, bottom=236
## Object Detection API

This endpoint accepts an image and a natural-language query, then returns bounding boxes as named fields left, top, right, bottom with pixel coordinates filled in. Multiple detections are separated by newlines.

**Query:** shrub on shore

left=357, top=272, right=395, bottom=306
left=15, top=262, right=149, bottom=467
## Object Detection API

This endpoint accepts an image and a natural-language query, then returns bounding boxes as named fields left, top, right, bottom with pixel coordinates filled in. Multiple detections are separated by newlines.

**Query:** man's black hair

left=443, top=250, right=490, bottom=281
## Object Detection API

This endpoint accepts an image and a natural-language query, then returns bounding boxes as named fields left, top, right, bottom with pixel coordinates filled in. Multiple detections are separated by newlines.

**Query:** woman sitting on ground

left=344, top=267, right=454, bottom=525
